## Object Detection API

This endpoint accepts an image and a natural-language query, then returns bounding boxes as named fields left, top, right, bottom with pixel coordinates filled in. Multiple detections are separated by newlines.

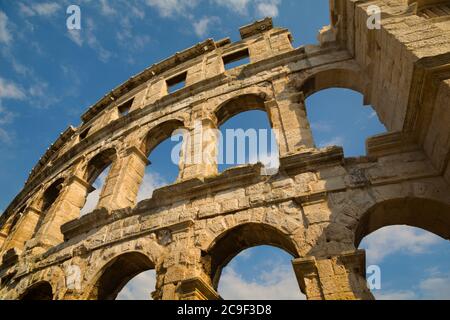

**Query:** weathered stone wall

left=0, top=0, right=449, bottom=300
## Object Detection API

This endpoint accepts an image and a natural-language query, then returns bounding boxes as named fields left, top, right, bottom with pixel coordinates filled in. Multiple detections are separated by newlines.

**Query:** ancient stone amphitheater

left=0, top=0, right=449, bottom=300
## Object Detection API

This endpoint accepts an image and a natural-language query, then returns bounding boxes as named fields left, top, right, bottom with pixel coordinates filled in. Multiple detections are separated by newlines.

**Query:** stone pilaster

left=267, top=80, right=315, bottom=156
left=32, top=175, right=93, bottom=248
left=97, top=146, right=150, bottom=210
left=1, top=207, right=42, bottom=254
left=292, top=250, right=374, bottom=300
left=178, top=118, right=219, bottom=182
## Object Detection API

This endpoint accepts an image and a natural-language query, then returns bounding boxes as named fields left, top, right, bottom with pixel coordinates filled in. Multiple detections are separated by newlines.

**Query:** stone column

left=31, top=175, right=93, bottom=249
left=97, top=146, right=150, bottom=210
left=1, top=207, right=42, bottom=254
left=292, top=250, right=374, bottom=300
left=154, top=222, right=221, bottom=300
left=268, top=79, right=315, bottom=157
left=177, top=117, right=219, bottom=182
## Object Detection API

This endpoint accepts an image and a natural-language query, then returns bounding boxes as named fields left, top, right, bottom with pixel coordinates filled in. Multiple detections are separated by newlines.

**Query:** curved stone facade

left=0, top=0, right=449, bottom=300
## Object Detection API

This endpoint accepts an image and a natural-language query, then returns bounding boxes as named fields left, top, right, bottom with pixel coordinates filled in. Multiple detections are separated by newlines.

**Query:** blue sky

left=0, top=0, right=448, bottom=300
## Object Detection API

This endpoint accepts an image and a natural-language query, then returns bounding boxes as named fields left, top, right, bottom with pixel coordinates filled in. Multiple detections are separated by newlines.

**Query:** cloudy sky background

left=0, top=0, right=449, bottom=300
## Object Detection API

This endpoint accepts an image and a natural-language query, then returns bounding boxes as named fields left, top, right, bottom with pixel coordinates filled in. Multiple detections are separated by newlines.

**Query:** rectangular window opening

left=223, top=48, right=250, bottom=70
left=79, top=127, right=91, bottom=140
left=166, top=72, right=187, bottom=94
left=118, top=98, right=134, bottom=117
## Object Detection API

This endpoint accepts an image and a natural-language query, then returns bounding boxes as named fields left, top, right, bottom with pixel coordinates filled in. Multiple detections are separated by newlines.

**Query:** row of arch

left=1, top=65, right=380, bottom=256
left=2, top=63, right=415, bottom=300
left=13, top=195, right=450, bottom=300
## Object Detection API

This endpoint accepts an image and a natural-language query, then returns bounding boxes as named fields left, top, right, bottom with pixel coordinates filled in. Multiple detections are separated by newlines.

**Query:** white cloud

left=67, top=29, right=83, bottom=46
left=0, top=11, right=12, bottom=45
left=129, top=5, right=146, bottom=19
left=32, top=2, right=61, bottom=16
left=318, top=136, right=344, bottom=148
left=374, top=270, right=450, bottom=300
left=0, top=105, right=15, bottom=125
left=67, top=18, right=113, bottom=63
left=18, top=3, right=36, bottom=17
left=255, top=0, right=280, bottom=17
left=213, top=0, right=281, bottom=17
left=0, top=77, right=25, bottom=146
left=137, top=171, right=168, bottom=202
left=116, top=17, right=152, bottom=51
left=375, top=290, right=416, bottom=300
left=144, top=0, right=199, bottom=17
left=28, top=82, right=48, bottom=97
left=419, top=273, right=450, bottom=300
left=213, top=0, right=251, bottom=15
left=310, top=121, right=333, bottom=133
left=0, top=100, right=15, bottom=144
left=369, top=111, right=377, bottom=119
left=117, top=270, right=156, bottom=300
left=219, top=264, right=305, bottom=300
left=0, top=78, right=26, bottom=100
left=361, top=226, right=442, bottom=265
left=99, top=0, right=117, bottom=16
left=193, top=16, right=220, bottom=38
left=0, top=127, right=13, bottom=144
left=85, top=18, right=113, bottom=62
left=27, top=81, right=60, bottom=108
left=19, top=2, right=61, bottom=17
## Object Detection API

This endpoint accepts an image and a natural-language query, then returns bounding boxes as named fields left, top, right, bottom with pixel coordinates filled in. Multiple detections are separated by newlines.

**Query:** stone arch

left=126, top=118, right=188, bottom=199
left=85, top=251, right=155, bottom=300
left=84, top=148, right=117, bottom=185
left=0, top=206, right=28, bottom=254
left=214, top=93, right=271, bottom=127
left=299, top=65, right=369, bottom=100
left=31, top=178, right=66, bottom=238
left=77, top=147, right=119, bottom=213
left=39, top=178, right=65, bottom=212
left=205, top=222, right=299, bottom=289
left=8, top=265, right=66, bottom=300
left=0, top=209, right=23, bottom=241
left=297, top=65, right=388, bottom=155
left=19, top=281, right=53, bottom=300
left=140, top=119, right=186, bottom=156
left=354, top=197, right=450, bottom=247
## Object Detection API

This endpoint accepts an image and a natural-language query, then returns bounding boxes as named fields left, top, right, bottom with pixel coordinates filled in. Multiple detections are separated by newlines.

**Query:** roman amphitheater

left=0, top=0, right=449, bottom=300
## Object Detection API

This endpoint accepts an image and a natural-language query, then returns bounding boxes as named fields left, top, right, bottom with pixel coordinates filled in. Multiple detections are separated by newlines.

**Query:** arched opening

left=0, top=207, right=24, bottom=240
left=117, top=270, right=157, bottom=300
left=356, top=198, right=450, bottom=300
left=20, top=281, right=53, bottom=300
left=0, top=206, right=27, bottom=253
left=300, top=67, right=386, bottom=157
left=215, top=95, right=279, bottom=174
left=80, top=148, right=116, bottom=216
left=355, top=198, right=450, bottom=245
left=218, top=246, right=306, bottom=300
left=40, top=178, right=65, bottom=212
left=305, top=88, right=386, bottom=157
left=88, top=252, right=155, bottom=300
left=207, top=223, right=305, bottom=299
left=33, top=178, right=65, bottom=235
left=136, top=120, right=185, bottom=202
